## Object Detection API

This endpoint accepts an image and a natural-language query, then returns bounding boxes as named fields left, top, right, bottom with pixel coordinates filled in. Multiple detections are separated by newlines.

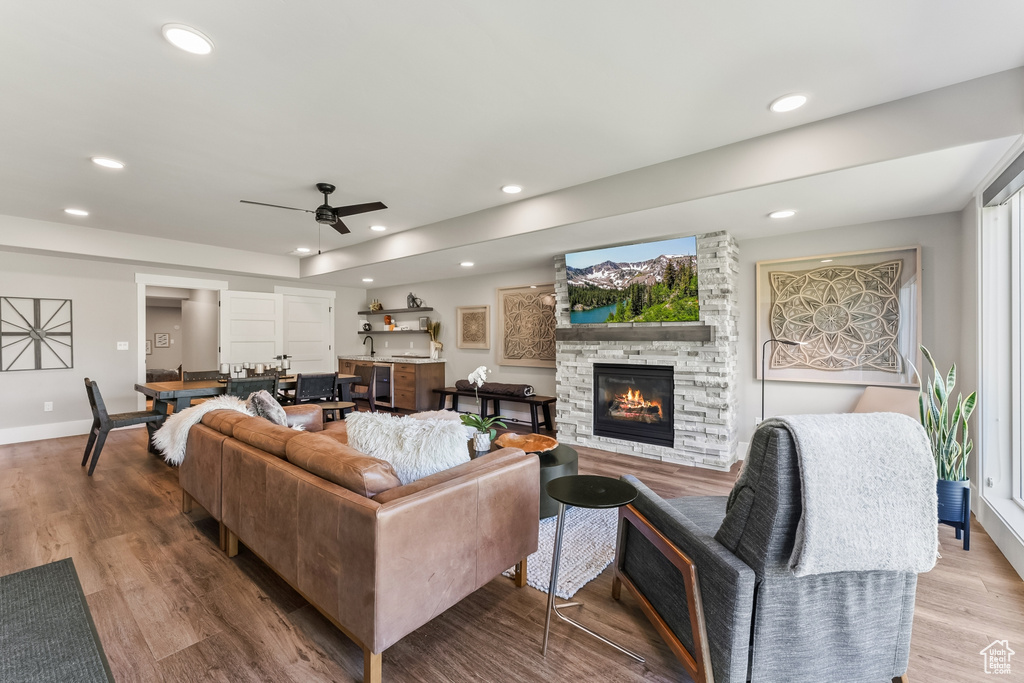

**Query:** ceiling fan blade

left=240, top=200, right=314, bottom=213
left=331, top=201, right=387, bottom=218
left=331, top=218, right=351, bottom=235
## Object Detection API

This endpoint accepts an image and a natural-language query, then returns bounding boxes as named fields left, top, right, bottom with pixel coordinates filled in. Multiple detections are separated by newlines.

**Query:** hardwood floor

left=2, top=429, right=1022, bottom=682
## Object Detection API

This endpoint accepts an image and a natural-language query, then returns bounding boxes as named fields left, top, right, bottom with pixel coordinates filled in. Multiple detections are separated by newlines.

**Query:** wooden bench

left=434, top=387, right=556, bottom=433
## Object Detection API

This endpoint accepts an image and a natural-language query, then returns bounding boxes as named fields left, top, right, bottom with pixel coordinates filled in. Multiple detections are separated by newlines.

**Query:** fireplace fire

left=609, top=387, right=663, bottom=423
left=593, top=363, right=674, bottom=447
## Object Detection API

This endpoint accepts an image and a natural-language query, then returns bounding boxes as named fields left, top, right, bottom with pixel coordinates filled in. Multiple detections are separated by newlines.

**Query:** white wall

left=736, top=212, right=963, bottom=443
left=145, top=305, right=182, bottom=370
left=366, top=265, right=557, bottom=416
left=181, top=289, right=219, bottom=371
left=0, top=250, right=365, bottom=443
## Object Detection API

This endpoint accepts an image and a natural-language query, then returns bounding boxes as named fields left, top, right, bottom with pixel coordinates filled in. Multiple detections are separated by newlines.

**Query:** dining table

left=134, top=374, right=359, bottom=416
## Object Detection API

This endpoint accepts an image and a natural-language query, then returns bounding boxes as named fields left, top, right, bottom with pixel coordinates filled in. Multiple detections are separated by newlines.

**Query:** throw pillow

left=247, top=390, right=288, bottom=426
left=345, top=411, right=470, bottom=485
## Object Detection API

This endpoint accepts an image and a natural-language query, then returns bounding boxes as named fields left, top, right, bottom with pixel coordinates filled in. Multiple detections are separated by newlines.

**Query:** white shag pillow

left=345, top=411, right=470, bottom=485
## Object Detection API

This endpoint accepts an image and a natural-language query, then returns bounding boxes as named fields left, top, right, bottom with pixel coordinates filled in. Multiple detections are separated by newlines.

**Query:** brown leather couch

left=179, top=405, right=539, bottom=683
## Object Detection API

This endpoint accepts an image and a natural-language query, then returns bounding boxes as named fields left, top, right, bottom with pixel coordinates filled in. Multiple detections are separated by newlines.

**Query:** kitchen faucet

left=363, top=335, right=375, bottom=357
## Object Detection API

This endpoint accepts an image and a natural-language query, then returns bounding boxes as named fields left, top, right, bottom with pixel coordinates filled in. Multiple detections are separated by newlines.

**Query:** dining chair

left=82, top=378, right=165, bottom=476
left=349, top=364, right=378, bottom=413
left=225, top=375, right=279, bottom=400
left=294, top=372, right=354, bottom=422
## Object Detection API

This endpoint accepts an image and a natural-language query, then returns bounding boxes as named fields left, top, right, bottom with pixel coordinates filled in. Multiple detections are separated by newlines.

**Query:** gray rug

left=504, top=506, right=619, bottom=599
left=0, top=558, right=114, bottom=683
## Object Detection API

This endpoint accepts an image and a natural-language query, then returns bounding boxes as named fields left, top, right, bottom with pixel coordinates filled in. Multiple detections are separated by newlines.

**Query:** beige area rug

left=503, top=506, right=618, bottom=599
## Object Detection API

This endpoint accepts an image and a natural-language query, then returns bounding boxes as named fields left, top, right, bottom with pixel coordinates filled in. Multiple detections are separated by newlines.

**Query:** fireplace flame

left=612, top=386, right=662, bottom=419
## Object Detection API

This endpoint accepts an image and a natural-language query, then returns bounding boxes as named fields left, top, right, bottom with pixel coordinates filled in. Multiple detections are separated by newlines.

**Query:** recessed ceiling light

left=460, top=261, right=474, bottom=267
left=162, top=24, right=214, bottom=55
left=362, top=278, right=374, bottom=282
left=295, top=247, right=311, bottom=253
left=64, top=208, right=89, bottom=216
left=91, top=157, right=125, bottom=169
left=768, top=209, right=796, bottom=219
left=820, top=259, right=833, bottom=263
left=370, top=225, right=387, bottom=232
left=501, top=185, right=522, bottom=194
left=769, top=94, right=807, bottom=113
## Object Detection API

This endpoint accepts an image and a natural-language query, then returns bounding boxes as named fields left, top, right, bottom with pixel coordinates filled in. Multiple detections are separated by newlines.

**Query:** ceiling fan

left=240, top=182, right=387, bottom=235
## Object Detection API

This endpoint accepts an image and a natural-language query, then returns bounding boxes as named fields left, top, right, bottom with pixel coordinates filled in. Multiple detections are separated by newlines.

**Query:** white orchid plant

left=461, top=366, right=506, bottom=437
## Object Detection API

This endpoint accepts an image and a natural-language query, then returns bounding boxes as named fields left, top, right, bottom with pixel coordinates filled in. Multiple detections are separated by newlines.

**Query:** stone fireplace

left=553, top=231, right=740, bottom=470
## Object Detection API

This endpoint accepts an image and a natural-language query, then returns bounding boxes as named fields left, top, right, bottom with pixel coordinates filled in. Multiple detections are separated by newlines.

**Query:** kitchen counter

left=337, top=354, right=446, bottom=364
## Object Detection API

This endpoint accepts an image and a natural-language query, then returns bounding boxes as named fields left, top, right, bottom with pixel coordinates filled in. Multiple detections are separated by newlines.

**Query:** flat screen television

left=566, top=236, right=698, bottom=325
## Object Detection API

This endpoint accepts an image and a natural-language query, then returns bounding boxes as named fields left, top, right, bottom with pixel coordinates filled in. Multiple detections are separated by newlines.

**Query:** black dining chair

left=294, top=372, right=354, bottom=422
left=225, top=375, right=279, bottom=400
left=349, top=364, right=378, bottom=414
left=82, top=378, right=165, bottom=476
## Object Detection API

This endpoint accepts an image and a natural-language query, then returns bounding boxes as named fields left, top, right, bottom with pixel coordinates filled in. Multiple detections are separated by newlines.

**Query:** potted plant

left=918, top=345, right=977, bottom=550
left=461, top=366, right=506, bottom=451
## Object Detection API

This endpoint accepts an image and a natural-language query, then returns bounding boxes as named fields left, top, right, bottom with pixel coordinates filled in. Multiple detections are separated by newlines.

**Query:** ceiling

left=1, top=1, right=1023, bottom=286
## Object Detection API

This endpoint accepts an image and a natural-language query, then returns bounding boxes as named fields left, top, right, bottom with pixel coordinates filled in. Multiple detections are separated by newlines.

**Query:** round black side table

left=541, top=475, right=643, bottom=662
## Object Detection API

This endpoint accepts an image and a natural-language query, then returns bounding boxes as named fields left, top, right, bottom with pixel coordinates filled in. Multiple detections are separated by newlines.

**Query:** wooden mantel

left=554, top=323, right=714, bottom=343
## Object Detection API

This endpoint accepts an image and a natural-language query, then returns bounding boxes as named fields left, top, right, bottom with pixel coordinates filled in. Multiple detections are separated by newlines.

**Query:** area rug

left=0, top=558, right=114, bottom=683
left=503, top=506, right=618, bottom=599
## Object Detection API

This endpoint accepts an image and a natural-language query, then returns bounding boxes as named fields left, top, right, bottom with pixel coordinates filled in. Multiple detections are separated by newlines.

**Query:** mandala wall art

left=756, top=247, right=920, bottom=386
left=456, top=305, right=490, bottom=349
left=497, top=285, right=557, bottom=368
left=1, top=297, right=74, bottom=371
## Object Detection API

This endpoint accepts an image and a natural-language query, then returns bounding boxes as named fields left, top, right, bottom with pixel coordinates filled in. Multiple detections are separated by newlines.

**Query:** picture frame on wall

left=154, top=332, right=170, bottom=348
left=146, top=339, right=152, bottom=355
left=755, top=245, right=921, bottom=387
left=496, top=284, right=556, bottom=368
left=456, top=305, right=489, bottom=349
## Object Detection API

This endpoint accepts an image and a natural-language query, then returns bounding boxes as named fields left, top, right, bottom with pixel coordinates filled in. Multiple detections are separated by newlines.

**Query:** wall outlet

left=410, top=341, right=414, bottom=348
left=384, top=340, right=389, bottom=348
left=986, top=477, right=995, bottom=488
left=754, top=417, right=761, bottom=427
left=44, top=402, right=53, bottom=412
left=116, top=341, right=129, bottom=351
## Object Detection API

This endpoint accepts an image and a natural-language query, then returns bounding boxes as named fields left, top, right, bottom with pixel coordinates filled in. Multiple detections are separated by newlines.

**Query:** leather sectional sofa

left=179, top=404, right=540, bottom=683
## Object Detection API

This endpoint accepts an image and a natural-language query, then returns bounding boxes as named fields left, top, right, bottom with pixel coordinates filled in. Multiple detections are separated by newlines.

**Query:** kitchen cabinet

left=337, top=358, right=444, bottom=412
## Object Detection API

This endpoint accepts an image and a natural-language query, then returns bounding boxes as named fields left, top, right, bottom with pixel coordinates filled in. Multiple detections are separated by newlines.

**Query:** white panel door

left=219, top=290, right=282, bottom=364
left=282, top=293, right=334, bottom=373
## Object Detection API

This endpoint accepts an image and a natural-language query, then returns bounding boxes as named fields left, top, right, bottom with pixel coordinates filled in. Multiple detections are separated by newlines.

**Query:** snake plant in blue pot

left=918, top=345, right=977, bottom=550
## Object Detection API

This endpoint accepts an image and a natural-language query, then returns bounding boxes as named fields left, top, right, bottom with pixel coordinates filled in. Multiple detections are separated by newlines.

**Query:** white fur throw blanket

left=761, top=413, right=938, bottom=576
left=345, top=411, right=470, bottom=485
left=153, top=396, right=251, bottom=466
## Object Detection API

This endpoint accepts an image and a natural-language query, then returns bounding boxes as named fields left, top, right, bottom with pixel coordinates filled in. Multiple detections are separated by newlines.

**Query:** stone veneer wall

left=554, top=231, right=740, bottom=470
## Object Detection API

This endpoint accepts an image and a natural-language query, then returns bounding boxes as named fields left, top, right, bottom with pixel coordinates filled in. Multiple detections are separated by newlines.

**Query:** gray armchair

left=614, top=424, right=917, bottom=683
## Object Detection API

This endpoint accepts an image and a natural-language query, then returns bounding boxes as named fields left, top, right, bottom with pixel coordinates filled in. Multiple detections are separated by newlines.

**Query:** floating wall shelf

left=358, top=307, right=434, bottom=315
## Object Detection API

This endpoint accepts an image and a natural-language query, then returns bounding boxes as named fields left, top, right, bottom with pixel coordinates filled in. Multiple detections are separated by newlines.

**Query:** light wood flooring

left=2, top=428, right=1023, bottom=682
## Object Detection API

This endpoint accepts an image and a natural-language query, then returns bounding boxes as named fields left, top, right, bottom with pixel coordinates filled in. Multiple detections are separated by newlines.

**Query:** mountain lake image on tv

left=566, top=236, right=698, bottom=325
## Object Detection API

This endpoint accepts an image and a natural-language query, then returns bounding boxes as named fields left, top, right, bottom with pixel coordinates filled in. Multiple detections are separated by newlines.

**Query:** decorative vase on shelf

left=430, top=341, right=441, bottom=359
left=472, top=431, right=491, bottom=452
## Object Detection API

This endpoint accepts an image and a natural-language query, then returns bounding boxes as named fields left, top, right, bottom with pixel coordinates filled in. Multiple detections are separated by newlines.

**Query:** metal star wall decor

left=1, top=297, right=74, bottom=371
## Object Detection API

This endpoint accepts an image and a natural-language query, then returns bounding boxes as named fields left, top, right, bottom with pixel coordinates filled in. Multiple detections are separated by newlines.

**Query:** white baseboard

left=0, top=419, right=94, bottom=446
